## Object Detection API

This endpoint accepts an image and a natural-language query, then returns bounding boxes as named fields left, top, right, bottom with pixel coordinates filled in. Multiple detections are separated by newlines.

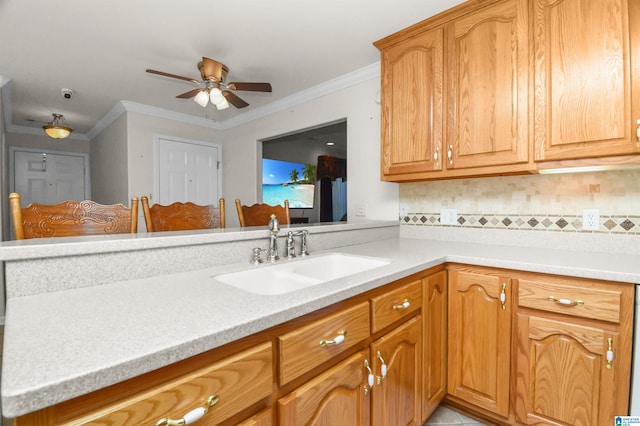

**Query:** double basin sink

left=215, top=253, right=390, bottom=295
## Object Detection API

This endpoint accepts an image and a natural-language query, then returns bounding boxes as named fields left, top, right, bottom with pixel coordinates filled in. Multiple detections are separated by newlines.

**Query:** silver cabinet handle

left=156, top=395, right=220, bottom=426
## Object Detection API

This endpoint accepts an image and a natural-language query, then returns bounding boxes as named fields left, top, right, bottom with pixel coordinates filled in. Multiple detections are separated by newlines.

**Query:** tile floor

left=424, top=405, right=488, bottom=425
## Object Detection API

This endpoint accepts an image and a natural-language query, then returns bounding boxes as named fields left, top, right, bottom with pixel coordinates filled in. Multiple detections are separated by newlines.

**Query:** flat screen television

left=262, top=158, right=315, bottom=209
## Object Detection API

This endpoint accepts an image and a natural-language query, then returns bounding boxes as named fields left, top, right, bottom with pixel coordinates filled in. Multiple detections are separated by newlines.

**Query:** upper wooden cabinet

left=376, top=26, right=444, bottom=180
left=446, top=0, right=530, bottom=171
left=375, top=0, right=640, bottom=181
left=534, top=0, right=640, bottom=162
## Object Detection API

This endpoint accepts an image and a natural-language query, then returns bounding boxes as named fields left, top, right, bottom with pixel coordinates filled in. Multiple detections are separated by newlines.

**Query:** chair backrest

left=9, top=192, right=139, bottom=240
left=235, top=199, right=290, bottom=227
left=141, top=197, right=225, bottom=232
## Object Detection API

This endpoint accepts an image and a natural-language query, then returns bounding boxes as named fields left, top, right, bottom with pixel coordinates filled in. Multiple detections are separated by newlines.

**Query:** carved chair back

left=235, top=199, right=290, bottom=227
left=141, top=196, right=225, bottom=232
left=9, top=192, right=139, bottom=240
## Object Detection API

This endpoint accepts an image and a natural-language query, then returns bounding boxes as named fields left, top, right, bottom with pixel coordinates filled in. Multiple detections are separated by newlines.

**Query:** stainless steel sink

left=215, top=253, right=390, bottom=295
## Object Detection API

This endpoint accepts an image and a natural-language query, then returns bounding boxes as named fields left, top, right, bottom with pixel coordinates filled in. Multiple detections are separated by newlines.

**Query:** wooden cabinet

left=370, top=278, right=423, bottom=426
left=533, top=0, right=640, bottom=163
left=371, top=316, right=422, bottom=426
left=278, top=350, right=371, bottom=426
left=43, top=342, right=274, bottom=426
left=422, top=270, right=447, bottom=420
left=376, top=0, right=532, bottom=181
left=447, top=266, right=512, bottom=417
left=445, top=0, right=530, bottom=172
left=376, top=26, right=444, bottom=181
left=514, top=274, right=634, bottom=426
left=237, top=408, right=273, bottom=426
left=376, top=0, right=640, bottom=181
left=278, top=301, right=370, bottom=385
left=279, top=274, right=424, bottom=426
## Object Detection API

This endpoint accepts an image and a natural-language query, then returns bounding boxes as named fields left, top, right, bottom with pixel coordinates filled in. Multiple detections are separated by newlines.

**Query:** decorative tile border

left=400, top=213, right=640, bottom=235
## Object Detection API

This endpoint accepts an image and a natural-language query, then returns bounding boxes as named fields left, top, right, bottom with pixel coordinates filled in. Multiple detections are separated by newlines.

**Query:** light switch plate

left=399, top=204, right=408, bottom=217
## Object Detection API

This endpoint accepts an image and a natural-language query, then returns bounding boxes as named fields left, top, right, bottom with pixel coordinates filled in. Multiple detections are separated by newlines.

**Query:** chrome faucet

left=267, top=214, right=280, bottom=262
left=285, top=229, right=310, bottom=258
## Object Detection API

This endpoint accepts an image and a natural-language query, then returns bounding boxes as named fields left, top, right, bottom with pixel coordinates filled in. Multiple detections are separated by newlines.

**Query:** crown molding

left=2, top=61, right=381, bottom=140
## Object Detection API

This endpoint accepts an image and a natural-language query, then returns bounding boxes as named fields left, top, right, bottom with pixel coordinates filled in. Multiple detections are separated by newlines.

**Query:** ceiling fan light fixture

left=209, top=87, right=225, bottom=105
left=215, top=96, right=229, bottom=110
left=43, top=113, right=72, bottom=139
left=194, top=90, right=210, bottom=107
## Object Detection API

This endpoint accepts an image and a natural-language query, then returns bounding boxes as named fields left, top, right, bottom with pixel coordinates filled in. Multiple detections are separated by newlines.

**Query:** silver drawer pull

left=320, top=330, right=347, bottom=347
left=548, top=296, right=584, bottom=306
left=156, top=395, right=220, bottom=426
left=392, top=299, right=410, bottom=310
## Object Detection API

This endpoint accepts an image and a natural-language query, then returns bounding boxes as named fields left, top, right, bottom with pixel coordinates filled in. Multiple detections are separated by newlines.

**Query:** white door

left=156, top=136, right=220, bottom=206
left=11, top=149, right=89, bottom=207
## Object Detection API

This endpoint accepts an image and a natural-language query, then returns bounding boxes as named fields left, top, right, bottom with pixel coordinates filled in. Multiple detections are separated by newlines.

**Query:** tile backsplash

left=400, top=169, right=640, bottom=235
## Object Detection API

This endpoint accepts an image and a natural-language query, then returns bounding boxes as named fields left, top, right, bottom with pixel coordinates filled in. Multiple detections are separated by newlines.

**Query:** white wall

left=125, top=112, right=224, bottom=204
left=220, top=77, right=399, bottom=228
left=90, top=113, right=128, bottom=205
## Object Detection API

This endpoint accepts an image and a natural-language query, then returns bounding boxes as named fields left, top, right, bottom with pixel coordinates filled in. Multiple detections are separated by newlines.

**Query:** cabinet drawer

left=518, top=278, right=623, bottom=323
left=83, top=342, right=273, bottom=425
left=278, top=302, right=370, bottom=385
left=370, top=279, right=422, bottom=333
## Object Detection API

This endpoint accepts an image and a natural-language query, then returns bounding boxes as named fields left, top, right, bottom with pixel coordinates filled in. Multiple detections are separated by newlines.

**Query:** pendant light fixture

left=43, top=113, right=73, bottom=139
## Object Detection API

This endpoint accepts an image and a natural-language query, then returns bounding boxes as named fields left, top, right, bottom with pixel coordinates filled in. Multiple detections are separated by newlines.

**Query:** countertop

left=2, top=236, right=640, bottom=418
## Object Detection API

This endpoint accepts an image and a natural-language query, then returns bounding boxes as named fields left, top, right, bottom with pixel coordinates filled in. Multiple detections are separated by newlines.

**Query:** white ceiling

left=0, top=0, right=464, bottom=138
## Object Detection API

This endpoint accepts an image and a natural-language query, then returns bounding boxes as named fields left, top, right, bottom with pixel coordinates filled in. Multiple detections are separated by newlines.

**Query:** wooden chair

left=141, top=196, right=225, bottom=232
left=235, top=199, right=290, bottom=227
left=9, top=192, right=139, bottom=240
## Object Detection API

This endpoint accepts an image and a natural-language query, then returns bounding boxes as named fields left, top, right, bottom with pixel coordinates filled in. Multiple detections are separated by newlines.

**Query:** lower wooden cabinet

left=446, top=265, right=634, bottom=426
left=13, top=264, right=633, bottom=426
left=422, top=270, right=447, bottom=420
left=371, top=315, right=422, bottom=426
left=447, top=266, right=513, bottom=417
left=514, top=274, right=634, bottom=426
left=278, top=350, right=371, bottom=426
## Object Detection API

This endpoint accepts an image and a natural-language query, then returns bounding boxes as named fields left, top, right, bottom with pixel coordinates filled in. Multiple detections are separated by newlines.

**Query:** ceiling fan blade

left=201, top=57, right=225, bottom=82
left=223, top=91, right=249, bottom=108
left=146, top=69, right=199, bottom=84
left=227, top=82, right=272, bottom=92
left=176, top=88, right=203, bottom=99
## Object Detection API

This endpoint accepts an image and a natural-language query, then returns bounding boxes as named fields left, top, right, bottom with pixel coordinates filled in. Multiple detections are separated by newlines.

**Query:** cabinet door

left=515, top=315, right=626, bottom=426
left=446, top=0, right=530, bottom=170
left=534, top=0, right=640, bottom=161
left=447, top=269, right=512, bottom=417
left=422, top=271, right=447, bottom=420
left=278, top=351, right=370, bottom=426
left=379, top=26, right=444, bottom=180
left=371, top=315, right=422, bottom=426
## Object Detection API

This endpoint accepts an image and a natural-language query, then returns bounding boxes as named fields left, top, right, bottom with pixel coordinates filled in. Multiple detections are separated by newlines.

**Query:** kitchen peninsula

left=1, top=221, right=638, bottom=424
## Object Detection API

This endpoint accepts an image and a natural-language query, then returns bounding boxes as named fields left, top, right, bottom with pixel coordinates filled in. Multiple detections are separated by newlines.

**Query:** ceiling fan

left=146, top=57, right=272, bottom=110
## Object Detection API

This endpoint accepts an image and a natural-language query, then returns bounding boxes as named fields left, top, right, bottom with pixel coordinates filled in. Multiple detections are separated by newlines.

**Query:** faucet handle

left=251, top=247, right=265, bottom=265
left=300, top=229, right=310, bottom=256
left=286, top=231, right=296, bottom=258
left=269, top=214, right=280, bottom=232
